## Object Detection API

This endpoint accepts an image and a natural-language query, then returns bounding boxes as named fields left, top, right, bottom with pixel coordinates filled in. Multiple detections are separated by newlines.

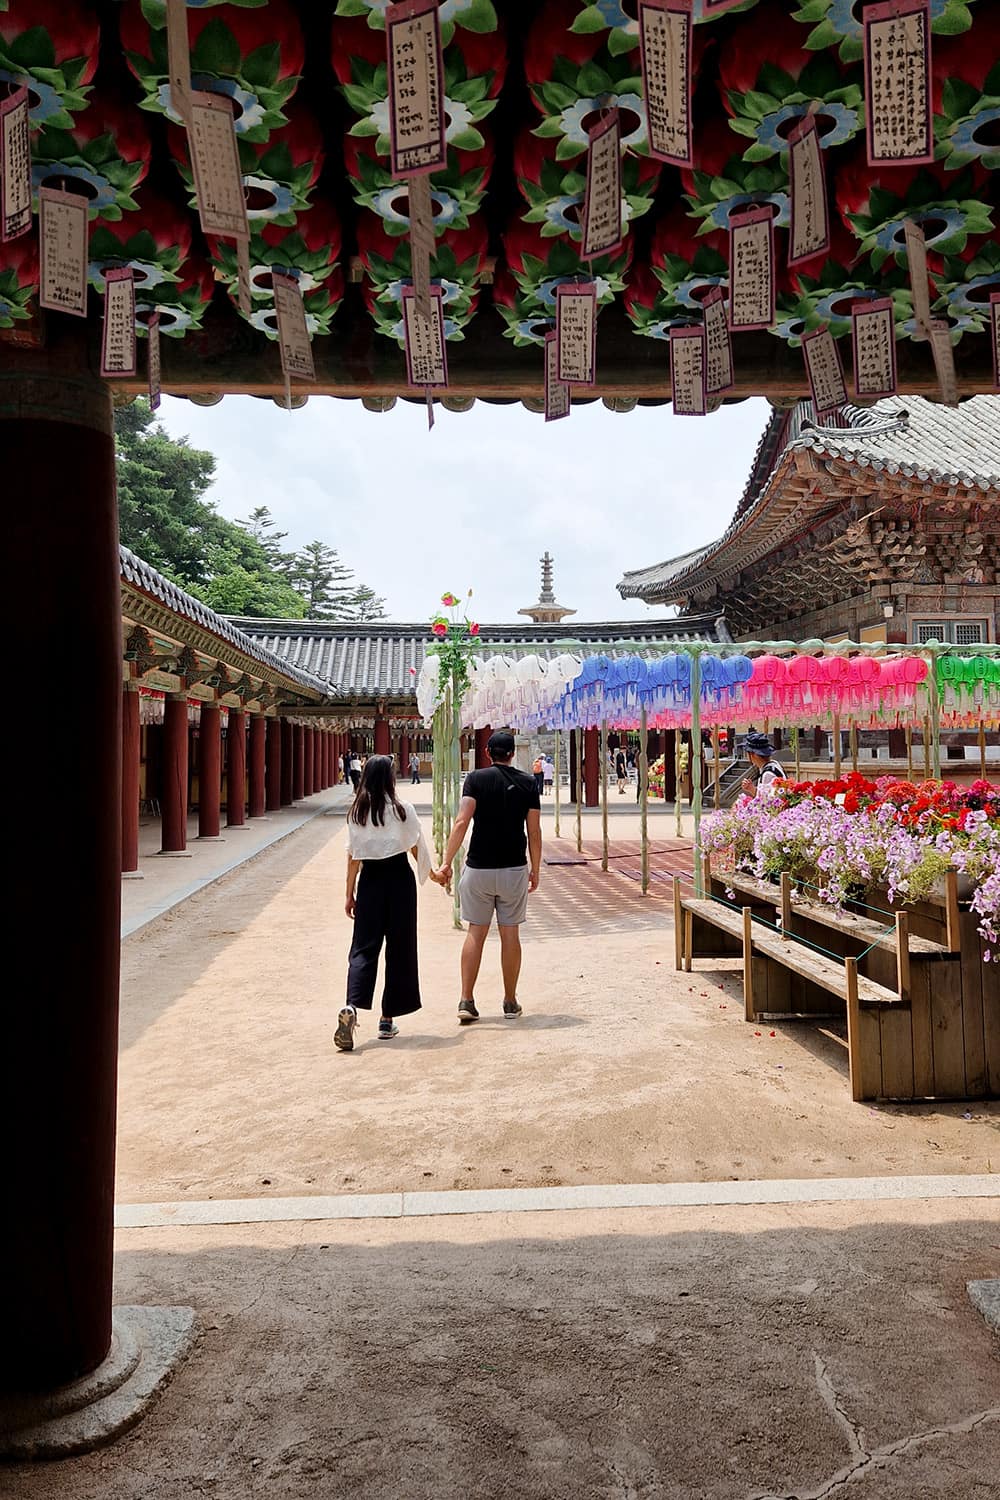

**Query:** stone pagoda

left=518, top=553, right=577, bottom=625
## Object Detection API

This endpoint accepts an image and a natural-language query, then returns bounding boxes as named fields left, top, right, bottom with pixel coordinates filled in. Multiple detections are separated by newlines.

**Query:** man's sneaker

left=502, top=999, right=523, bottom=1018
left=458, top=999, right=480, bottom=1024
left=378, top=1018, right=399, bottom=1040
left=334, top=1007, right=358, bottom=1051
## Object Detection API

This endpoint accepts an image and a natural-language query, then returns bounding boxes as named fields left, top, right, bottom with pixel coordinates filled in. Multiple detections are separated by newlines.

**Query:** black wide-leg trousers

left=346, top=853, right=422, bottom=1018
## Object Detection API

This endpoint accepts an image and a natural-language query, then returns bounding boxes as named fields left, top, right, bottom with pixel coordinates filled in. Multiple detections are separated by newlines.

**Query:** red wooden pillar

left=281, top=719, right=294, bottom=805
left=227, top=708, right=247, bottom=827
left=583, top=726, right=600, bottom=807
left=293, top=724, right=305, bottom=800
left=304, top=725, right=315, bottom=795
left=121, top=685, right=141, bottom=875
left=266, top=717, right=282, bottom=811
left=198, top=702, right=222, bottom=839
left=569, top=727, right=579, bottom=802
left=4, top=346, right=123, bottom=1388
left=249, top=715, right=267, bottom=817
left=374, top=716, right=390, bottom=756
left=399, top=732, right=411, bottom=775
left=162, top=695, right=190, bottom=852
left=322, top=730, right=331, bottom=788
left=475, top=726, right=492, bottom=768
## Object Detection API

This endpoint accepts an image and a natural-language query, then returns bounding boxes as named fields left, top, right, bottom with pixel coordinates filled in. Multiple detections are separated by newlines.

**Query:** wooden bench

left=675, top=860, right=999, bottom=1103
left=675, top=880, right=919, bottom=1103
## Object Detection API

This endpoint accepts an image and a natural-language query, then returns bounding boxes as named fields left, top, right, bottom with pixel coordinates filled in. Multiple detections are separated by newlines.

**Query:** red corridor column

left=198, top=702, right=222, bottom=840
left=249, top=715, right=267, bottom=817
left=293, top=724, right=305, bottom=800
left=121, top=684, right=141, bottom=875
left=280, top=719, right=294, bottom=805
left=399, top=732, right=411, bottom=774
left=319, top=729, right=328, bottom=789
left=374, top=716, right=390, bottom=756
left=227, top=708, right=247, bottom=827
left=266, top=717, right=282, bottom=811
left=304, top=725, right=315, bottom=795
left=584, top=726, right=600, bottom=808
left=161, top=695, right=190, bottom=852
left=4, top=345, right=122, bottom=1389
left=475, top=726, right=492, bottom=768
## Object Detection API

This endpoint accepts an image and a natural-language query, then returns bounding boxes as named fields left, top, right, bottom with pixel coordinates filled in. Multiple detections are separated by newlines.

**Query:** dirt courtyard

left=115, top=796, right=998, bottom=1203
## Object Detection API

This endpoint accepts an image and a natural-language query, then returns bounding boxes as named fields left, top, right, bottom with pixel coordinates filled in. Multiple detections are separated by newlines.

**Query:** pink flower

left=441, top=592, right=458, bottom=607
left=469, top=622, right=480, bottom=636
left=432, top=622, right=447, bottom=638
left=409, top=666, right=417, bottom=675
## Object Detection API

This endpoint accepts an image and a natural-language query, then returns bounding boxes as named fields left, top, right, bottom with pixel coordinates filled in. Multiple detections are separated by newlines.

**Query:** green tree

left=115, top=399, right=218, bottom=585
left=236, top=505, right=292, bottom=572
left=347, top=584, right=388, bottom=622
left=289, top=540, right=360, bottom=618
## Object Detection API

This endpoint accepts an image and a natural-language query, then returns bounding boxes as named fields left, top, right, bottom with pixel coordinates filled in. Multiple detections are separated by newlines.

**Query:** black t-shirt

left=463, top=764, right=540, bottom=869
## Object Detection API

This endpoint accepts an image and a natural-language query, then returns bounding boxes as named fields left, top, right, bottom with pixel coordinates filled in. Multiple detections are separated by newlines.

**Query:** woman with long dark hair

left=335, top=754, right=435, bottom=1050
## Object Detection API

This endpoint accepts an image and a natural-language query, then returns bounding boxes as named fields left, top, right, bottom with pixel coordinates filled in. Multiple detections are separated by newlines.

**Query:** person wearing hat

left=741, top=732, right=786, bottom=798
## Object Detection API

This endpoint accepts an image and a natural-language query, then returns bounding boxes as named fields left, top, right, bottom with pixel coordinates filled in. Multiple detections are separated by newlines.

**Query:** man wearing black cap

left=741, top=732, right=786, bottom=798
left=436, top=730, right=542, bottom=1024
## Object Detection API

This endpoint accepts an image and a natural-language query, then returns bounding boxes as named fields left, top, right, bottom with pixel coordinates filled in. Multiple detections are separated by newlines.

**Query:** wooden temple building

left=7, top=0, right=1000, bottom=1455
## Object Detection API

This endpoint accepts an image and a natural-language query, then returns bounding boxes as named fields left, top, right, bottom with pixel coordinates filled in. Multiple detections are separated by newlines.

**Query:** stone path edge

left=115, top=1173, right=1000, bottom=1229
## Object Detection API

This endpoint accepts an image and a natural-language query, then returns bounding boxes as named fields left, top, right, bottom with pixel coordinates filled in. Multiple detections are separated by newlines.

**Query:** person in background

left=615, top=746, right=627, bottom=795
left=349, top=751, right=363, bottom=791
left=409, top=751, right=421, bottom=785
left=435, top=730, right=541, bottom=1024
left=741, top=732, right=787, bottom=799
left=336, top=755, right=438, bottom=1050
left=532, top=751, right=545, bottom=798
left=542, top=754, right=554, bottom=794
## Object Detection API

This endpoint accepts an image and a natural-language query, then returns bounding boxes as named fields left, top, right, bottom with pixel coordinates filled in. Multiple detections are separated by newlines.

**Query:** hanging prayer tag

left=272, top=269, right=315, bottom=383
left=386, top=0, right=446, bottom=179
left=165, top=0, right=193, bottom=127
left=903, top=218, right=932, bottom=339
left=1, top=85, right=31, bottom=242
left=407, top=171, right=435, bottom=320
left=148, top=310, right=162, bottom=411
left=787, top=114, right=829, bottom=268
left=237, top=238, right=251, bottom=316
left=802, top=325, right=847, bottom=418
left=556, top=282, right=597, bottom=386
left=39, top=187, right=89, bottom=318
left=991, top=291, right=1000, bottom=392
left=851, top=297, right=897, bottom=398
left=100, top=266, right=137, bottom=378
left=702, top=285, right=734, bottom=395
left=928, top=317, right=958, bottom=407
left=426, top=388, right=435, bottom=430
left=670, top=325, right=706, bottom=416
left=544, top=329, right=570, bottom=422
left=728, top=206, right=775, bottom=331
left=402, top=282, right=448, bottom=387
left=638, top=0, right=692, bottom=168
left=188, top=91, right=249, bottom=241
left=581, top=110, right=622, bottom=261
left=864, top=0, right=933, bottom=167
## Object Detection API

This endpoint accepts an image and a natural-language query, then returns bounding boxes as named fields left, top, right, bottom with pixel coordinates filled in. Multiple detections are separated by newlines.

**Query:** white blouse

left=347, top=802, right=432, bottom=884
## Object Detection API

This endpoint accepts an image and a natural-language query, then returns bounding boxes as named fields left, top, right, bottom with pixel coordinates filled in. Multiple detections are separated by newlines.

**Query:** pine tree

left=289, top=541, right=359, bottom=619
left=348, top=585, right=388, bottom=621
left=115, top=399, right=217, bottom=585
left=236, top=506, right=292, bottom=572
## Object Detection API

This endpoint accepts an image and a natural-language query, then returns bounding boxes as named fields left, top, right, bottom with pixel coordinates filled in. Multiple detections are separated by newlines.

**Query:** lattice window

left=912, top=619, right=988, bottom=644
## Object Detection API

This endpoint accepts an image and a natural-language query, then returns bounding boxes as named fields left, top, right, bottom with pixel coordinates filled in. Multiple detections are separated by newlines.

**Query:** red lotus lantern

left=31, top=92, right=151, bottom=220
left=680, top=115, right=789, bottom=235
left=835, top=152, right=993, bottom=273
left=0, top=0, right=99, bottom=130
left=344, top=131, right=493, bottom=236
left=120, top=0, right=304, bottom=144
left=205, top=200, right=342, bottom=300
left=0, top=233, right=39, bottom=331
left=931, top=13, right=1000, bottom=172
left=169, top=104, right=324, bottom=228
left=514, top=127, right=660, bottom=244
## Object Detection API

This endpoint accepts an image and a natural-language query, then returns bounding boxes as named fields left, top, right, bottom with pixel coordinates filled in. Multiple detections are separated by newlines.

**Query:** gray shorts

left=460, top=865, right=530, bottom=927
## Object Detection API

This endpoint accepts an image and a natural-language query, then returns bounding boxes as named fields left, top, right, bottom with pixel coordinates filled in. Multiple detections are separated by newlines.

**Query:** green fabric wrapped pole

left=553, top=729, right=561, bottom=840
left=601, top=719, right=609, bottom=872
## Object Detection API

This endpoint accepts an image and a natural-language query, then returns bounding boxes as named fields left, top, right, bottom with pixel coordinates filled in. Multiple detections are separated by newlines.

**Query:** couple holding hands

left=335, top=731, right=542, bottom=1052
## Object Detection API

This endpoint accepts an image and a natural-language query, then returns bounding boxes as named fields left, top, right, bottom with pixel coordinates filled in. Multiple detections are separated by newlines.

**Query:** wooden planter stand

left=676, top=860, right=1000, bottom=1103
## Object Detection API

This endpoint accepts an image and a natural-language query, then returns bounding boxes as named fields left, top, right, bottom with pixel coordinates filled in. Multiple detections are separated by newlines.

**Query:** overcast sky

left=158, top=394, right=770, bottom=624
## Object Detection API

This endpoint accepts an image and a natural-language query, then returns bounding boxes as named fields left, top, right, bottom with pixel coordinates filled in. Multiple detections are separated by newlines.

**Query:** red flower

left=469, top=623, right=480, bottom=636
left=432, top=622, right=448, bottom=638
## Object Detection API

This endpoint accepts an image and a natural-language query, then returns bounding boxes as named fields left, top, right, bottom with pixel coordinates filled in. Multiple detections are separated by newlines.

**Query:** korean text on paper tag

left=148, top=310, right=162, bottom=411
left=802, top=326, right=847, bottom=417
left=544, top=330, right=570, bottom=422
left=165, top=0, right=193, bottom=126
left=638, top=1, right=692, bottom=167
left=670, top=326, right=706, bottom=416
left=1, top=85, right=31, bottom=242
left=864, top=0, right=932, bottom=166
left=851, top=297, right=897, bottom=398
left=728, top=206, right=774, bottom=331
left=582, top=110, right=622, bottom=261
left=272, top=269, right=316, bottom=382
left=39, top=186, right=89, bottom=318
left=188, top=91, right=249, bottom=241
left=403, top=283, right=448, bottom=387
left=556, top=283, right=597, bottom=385
left=101, top=266, right=137, bottom=378
left=787, top=114, right=829, bottom=267
left=702, top=285, right=733, bottom=395
left=387, top=0, right=446, bottom=178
